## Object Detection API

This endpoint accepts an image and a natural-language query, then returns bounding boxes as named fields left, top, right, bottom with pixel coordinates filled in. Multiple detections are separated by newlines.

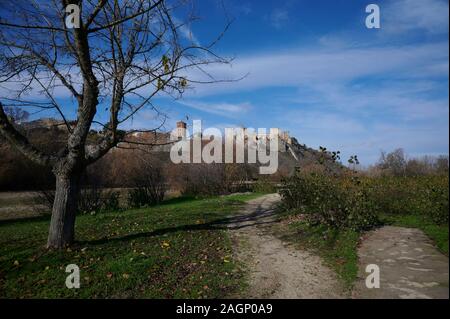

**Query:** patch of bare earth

left=0, top=191, right=45, bottom=221
left=228, top=193, right=345, bottom=299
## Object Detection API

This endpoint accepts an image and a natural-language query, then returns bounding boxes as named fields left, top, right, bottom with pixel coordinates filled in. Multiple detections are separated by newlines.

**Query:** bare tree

left=0, top=0, right=231, bottom=248
left=377, top=148, right=407, bottom=176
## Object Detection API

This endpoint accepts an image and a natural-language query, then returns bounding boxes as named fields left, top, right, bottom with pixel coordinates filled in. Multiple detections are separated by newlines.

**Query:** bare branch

left=0, top=20, right=67, bottom=32
left=0, top=102, right=56, bottom=166
left=84, top=0, right=108, bottom=28
left=87, top=0, right=164, bottom=33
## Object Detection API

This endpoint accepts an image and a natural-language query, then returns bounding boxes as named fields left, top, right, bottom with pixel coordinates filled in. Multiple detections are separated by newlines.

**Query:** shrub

left=127, top=160, right=166, bottom=208
left=127, top=186, right=165, bottom=208
left=252, top=178, right=277, bottom=194
left=180, top=164, right=227, bottom=196
left=34, top=187, right=121, bottom=214
left=423, top=176, right=449, bottom=224
left=280, top=171, right=449, bottom=231
left=78, top=186, right=103, bottom=214
left=279, top=171, right=379, bottom=231
left=366, top=175, right=448, bottom=224
left=100, top=190, right=121, bottom=212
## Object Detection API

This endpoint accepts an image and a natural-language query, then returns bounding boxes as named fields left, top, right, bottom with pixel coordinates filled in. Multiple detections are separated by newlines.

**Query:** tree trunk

left=46, top=170, right=82, bottom=249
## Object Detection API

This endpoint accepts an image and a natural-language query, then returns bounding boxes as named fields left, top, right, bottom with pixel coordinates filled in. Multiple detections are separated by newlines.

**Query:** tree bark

left=46, top=170, right=82, bottom=249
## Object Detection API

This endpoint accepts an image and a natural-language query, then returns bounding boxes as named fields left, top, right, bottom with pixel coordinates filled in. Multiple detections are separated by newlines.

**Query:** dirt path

left=228, top=193, right=345, bottom=299
left=353, top=226, right=449, bottom=299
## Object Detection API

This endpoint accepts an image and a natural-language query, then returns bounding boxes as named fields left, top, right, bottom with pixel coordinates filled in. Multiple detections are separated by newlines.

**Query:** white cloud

left=269, top=8, right=289, bottom=29
left=178, top=22, right=200, bottom=46
left=383, top=0, right=449, bottom=35
left=182, top=42, right=448, bottom=96
left=178, top=100, right=252, bottom=117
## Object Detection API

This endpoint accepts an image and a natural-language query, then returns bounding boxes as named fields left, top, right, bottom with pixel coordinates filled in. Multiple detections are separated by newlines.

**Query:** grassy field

left=0, top=193, right=262, bottom=298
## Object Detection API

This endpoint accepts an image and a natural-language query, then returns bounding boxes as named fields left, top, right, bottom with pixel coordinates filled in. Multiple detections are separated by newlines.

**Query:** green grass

left=276, top=216, right=359, bottom=289
left=380, top=214, right=449, bottom=256
left=0, top=193, right=262, bottom=298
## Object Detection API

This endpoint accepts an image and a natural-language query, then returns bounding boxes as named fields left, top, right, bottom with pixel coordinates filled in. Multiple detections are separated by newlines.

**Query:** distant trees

left=374, top=148, right=448, bottom=176
left=377, top=149, right=407, bottom=176
left=435, top=155, right=450, bottom=174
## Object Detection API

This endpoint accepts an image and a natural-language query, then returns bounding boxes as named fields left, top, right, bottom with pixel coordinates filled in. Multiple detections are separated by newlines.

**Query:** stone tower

left=175, top=120, right=187, bottom=140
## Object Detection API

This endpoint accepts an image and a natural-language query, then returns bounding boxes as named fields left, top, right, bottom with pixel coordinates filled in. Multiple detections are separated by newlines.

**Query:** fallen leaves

left=160, top=241, right=170, bottom=249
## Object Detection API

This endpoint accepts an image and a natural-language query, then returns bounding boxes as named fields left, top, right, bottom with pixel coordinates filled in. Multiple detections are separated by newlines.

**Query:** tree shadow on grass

left=78, top=202, right=279, bottom=246
left=0, top=196, right=199, bottom=227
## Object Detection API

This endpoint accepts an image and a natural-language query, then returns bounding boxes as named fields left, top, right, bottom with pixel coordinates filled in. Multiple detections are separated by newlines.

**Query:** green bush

left=279, top=172, right=379, bottom=231
left=366, top=175, right=448, bottom=224
left=252, top=178, right=277, bottom=194
left=280, top=172, right=448, bottom=230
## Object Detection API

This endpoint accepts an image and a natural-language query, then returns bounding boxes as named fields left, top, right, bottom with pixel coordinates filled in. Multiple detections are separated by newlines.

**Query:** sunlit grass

left=0, top=193, right=262, bottom=298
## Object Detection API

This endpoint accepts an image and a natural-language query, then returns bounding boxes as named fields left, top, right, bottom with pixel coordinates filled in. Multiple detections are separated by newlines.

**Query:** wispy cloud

left=269, top=8, right=289, bottom=29
left=178, top=22, right=200, bottom=46
left=178, top=100, right=252, bottom=117
left=383, top=0, right=449, bottom=35
left=182, top=42, right=448, bottom=95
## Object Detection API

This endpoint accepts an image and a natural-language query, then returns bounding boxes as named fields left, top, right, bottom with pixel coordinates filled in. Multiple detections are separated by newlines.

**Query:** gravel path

left=229, top=194, right=345, bottom=299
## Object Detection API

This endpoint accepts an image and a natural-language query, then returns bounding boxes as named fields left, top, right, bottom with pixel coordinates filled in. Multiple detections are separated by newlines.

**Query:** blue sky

left=150, top=0, right=449, bottom=165
left=3, top=0, right=449, bottom=165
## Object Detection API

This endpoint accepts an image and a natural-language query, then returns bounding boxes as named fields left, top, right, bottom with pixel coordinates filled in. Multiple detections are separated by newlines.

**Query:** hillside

left=0, top=119, right=343, bottom=190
